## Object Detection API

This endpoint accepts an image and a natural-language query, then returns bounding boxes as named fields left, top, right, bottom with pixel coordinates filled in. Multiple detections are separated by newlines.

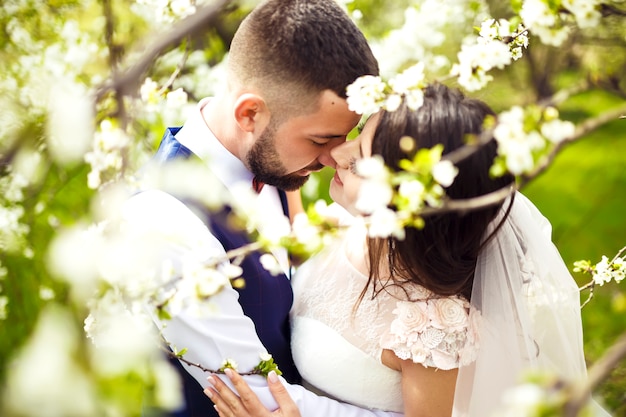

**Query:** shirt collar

left=174, top=97, right=254, bottom=189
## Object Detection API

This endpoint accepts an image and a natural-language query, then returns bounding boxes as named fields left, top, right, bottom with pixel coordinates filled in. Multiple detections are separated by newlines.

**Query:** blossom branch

left=564, top=331, right=626, bottom=417
left=576, top=245, right=626, bottom=308
left=579, top=285, right=595, bottom=309
left=600, top=3, right=626, bottom=17
left=160, top=339, right=280, bottom=377
left=156, top=42, right=191, bottom=97
left=520, top=103, right=626, bottom=187
left=538, top=79, right=592, bottom=108
left=419, top=185, right=515, bottom=216
left=95, top=0, right=230, bottom=101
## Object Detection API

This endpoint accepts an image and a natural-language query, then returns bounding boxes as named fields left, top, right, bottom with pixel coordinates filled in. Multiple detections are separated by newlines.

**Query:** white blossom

left=564, top=0, right=601, bottom=28
left=140, top=77, right=160, bottom=104
left=46, top=224, right=104, bottom=301
left=541, top=119, right=575, bottom=143
left=498, top=382, right=548, bottom=417
left=367, top=207, right=405, bottom=239
left=356, top=180, right=393, bottom=214
left=4, top=306, right=98, bottom=417
left=260, top=254, right=284, bottom=276
left=389, top=62, right=426, bottom=94
left=220, top=358, right=239, bottom=371
left=398, top=180, right=426, bottom=212
left=356, top=155, right=388, bottom=181
left=593, top=256, right=613, bottom=286
left=86, top=289, right=158, bottom=376
left=291, top=212, right=324, bottom=253
left=432, top=160, right=459, bottom=187
left=346, top=75, right=386, bottom=115
left=501, top=140, right=535, bottom=175
left=0, top=295, right=8, bottom=320
left=520, top=0, right=556, bottom=29
left=39, top=286, right=55, bottom=301
left=384, top=93, right=403, bottom=112
left=46, top=80, right=94, bottom=165
left=166, top=87, right=188, bottom=108
left=152, top=360, right=184, bottom=410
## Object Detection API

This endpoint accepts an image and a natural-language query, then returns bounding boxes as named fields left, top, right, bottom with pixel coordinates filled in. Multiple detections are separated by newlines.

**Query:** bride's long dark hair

left=363, top=83, right=515, bottom=303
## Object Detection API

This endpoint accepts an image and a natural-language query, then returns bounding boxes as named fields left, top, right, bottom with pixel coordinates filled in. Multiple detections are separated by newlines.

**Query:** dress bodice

left=290, top=217, right=479, bottom=412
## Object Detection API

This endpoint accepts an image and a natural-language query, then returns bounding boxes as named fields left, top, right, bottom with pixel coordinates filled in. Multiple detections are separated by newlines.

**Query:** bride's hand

left=204, top=368, right=301, bottom=417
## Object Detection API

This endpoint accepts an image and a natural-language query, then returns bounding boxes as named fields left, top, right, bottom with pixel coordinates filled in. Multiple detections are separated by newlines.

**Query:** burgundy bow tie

left=252, top=177, right=265, bottom=193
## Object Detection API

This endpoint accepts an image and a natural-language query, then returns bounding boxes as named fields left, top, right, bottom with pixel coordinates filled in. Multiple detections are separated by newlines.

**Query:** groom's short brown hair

left=228, top=0, right=379, bottom=117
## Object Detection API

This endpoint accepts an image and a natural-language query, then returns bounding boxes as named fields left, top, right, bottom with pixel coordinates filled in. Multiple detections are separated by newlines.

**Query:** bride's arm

left=382, top=349, right=457, bottom=417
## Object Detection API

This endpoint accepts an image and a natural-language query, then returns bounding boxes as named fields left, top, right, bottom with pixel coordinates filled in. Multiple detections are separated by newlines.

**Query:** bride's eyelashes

left=349, top=157, right=358, bottom=174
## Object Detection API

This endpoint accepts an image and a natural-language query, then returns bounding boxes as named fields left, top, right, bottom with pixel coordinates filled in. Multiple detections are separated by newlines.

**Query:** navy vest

left=153, top=128, right=299, bottom=417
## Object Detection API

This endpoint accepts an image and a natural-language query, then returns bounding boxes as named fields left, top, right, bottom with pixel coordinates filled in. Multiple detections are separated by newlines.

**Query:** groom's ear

left=234, top=93, right=271, bottom=134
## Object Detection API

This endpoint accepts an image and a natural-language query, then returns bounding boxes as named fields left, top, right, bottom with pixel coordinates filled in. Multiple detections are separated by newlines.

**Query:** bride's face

left=329, top=113, right=379, bottom=215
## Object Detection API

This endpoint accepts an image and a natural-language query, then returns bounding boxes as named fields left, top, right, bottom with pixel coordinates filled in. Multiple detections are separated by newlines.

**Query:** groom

left=124, top=0, right=386, bottom=416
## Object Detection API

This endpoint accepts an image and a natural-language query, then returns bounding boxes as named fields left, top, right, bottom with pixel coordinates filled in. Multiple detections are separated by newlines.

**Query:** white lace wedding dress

left=290, top=210, right=479, bottom=413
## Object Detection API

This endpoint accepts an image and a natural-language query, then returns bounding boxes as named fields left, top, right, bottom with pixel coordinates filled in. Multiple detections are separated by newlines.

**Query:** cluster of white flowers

left=451, top=18, right=528, bottom=92
left=592, top=255, right=625, bottom=286
left=346, top=62, right=427, bottom=115
left=370, top=0, right=488, bottom=78
left=7, top=18, right=103, bottom=115
left=520, top=0, right=601, bottom=47
left=0, top=169, right=31, bottom=254
left=492, top=106, right=575, bottom=176
left=84, top=120, right=130, bottom=189
left=353, top=144, right=459, bottom=238
left=480, top=18, right=529, bottom=61
left=132, top=0, right=199, bottom=24
left=574, top=253, right=625, bottom=287
left=496, top=381, right=558, bottom=417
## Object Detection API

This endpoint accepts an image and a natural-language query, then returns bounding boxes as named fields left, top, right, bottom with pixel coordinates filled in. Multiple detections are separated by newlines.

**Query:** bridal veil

left=452, top=192, right=609, bottom=416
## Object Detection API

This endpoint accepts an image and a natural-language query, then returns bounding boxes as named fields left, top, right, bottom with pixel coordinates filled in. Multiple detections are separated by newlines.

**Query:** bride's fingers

left=205, top=373, right=249, bottom=417
left=266, top=371, right=300, bottom=417
left=222, top=368, right=267, bottom=413
left=204, top=387, right=228, bottom=417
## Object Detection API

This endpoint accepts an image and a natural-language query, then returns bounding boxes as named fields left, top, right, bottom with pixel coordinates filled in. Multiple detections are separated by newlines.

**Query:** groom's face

left=246, top=90, right=360, bottom=191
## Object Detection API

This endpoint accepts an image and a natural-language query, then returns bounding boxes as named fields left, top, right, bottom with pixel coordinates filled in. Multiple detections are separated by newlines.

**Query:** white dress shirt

left=123, top=99, right=402, bottom=417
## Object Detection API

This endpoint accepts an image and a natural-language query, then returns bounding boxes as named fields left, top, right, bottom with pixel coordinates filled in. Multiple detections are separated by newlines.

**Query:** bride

left=205, top=84, right=608, bottom=417
left=205, top=83, right=602, bottom=417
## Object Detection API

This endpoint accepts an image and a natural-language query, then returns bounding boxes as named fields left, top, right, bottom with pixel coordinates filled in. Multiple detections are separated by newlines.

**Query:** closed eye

left=311, top=139, right=329, bottom=147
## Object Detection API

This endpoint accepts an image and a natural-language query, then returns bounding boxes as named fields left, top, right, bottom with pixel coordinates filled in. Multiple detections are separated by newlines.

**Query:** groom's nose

left=317, top=137, right=345, bottom=168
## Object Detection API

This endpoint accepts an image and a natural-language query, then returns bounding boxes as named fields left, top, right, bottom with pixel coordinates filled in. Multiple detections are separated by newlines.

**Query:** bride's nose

left=330, top=140, right=355, bottom=168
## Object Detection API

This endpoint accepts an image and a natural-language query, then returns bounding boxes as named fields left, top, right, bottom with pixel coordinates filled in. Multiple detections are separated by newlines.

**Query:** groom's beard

left=247, top=124, right=320, bottom=191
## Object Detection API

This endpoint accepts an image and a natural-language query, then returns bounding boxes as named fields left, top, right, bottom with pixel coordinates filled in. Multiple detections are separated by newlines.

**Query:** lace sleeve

left=380, top=295, right=481, bottom=370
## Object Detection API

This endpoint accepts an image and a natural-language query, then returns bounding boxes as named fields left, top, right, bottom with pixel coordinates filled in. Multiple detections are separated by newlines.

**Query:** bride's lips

left=332, top=171, right=343, bottom=186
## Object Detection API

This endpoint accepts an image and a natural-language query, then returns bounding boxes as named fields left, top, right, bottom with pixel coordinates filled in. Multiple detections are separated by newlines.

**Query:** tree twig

left=95, top=0, right=230, bottom=101
left=156, top=42, right=192, bottom=96
left=419, top=185, right=515, bottom=216
left=564, top=331, right=626, bottom=416
left=538, top=79, right=592, bottom=108
left=520, top=102, right=626, bottom=187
